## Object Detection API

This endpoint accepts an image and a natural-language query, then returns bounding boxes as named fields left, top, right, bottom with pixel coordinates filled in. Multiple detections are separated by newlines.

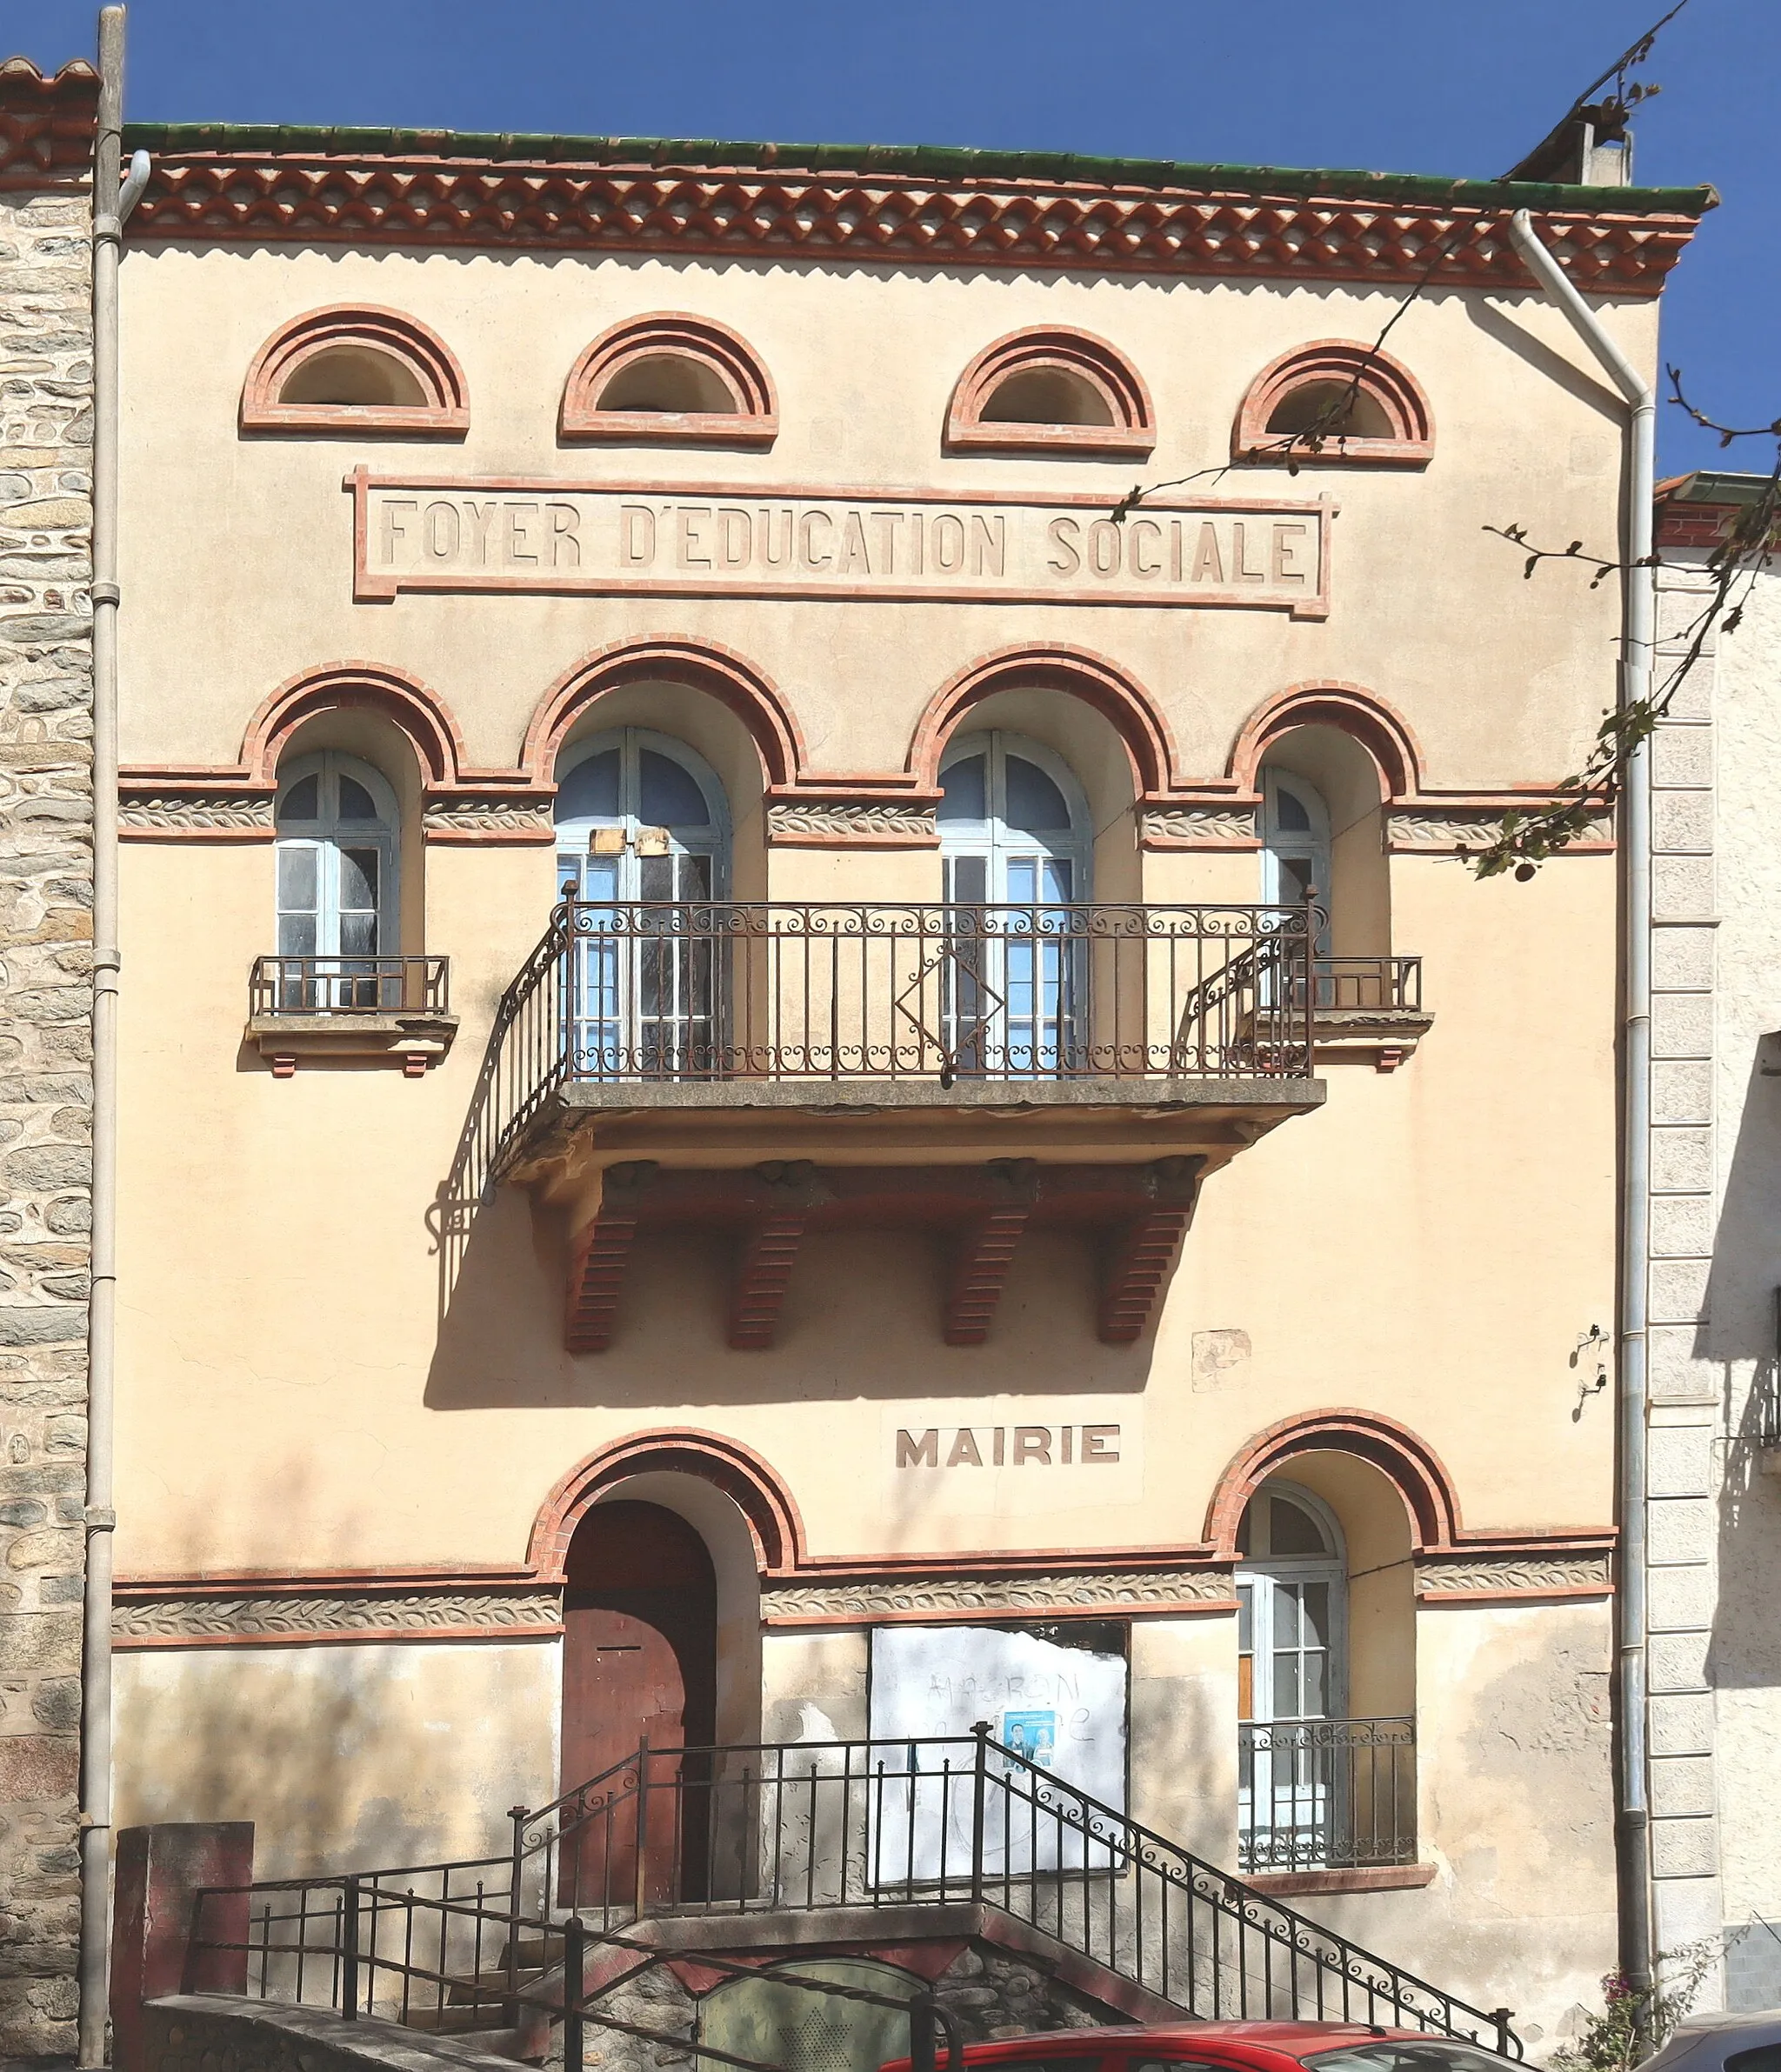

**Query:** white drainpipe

left=1508, top=208, right=1657, bottom=1995
left=80, top=7, right=148, bottom=2062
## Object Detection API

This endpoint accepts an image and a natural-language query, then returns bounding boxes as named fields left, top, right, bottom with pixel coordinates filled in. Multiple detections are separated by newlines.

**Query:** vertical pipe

left=1509, top=209, right=1656, bottom=2002
left=79, top=12, right=124, bottom=2064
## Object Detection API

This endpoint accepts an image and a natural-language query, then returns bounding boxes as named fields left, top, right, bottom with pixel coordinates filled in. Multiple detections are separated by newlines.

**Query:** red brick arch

left=528, top=1429, right=808, bottom=1582
left=523, top=636, right=806, bottom=790
left=1204, top=1409, right=1463, bottom=1558
left=908, top=643, right=1182, bottom=797
left=240, top=661, right=467, bottom=787
left=1227, top=680, right=1425, bottom=801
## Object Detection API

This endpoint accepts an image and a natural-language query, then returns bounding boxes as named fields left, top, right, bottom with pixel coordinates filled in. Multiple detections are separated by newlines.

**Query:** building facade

left=1643, top=474, right=1781, bottom=2009
left=0, top=55, right=99, bottom=2069
left=0, top=74, right=1724, bottom=2062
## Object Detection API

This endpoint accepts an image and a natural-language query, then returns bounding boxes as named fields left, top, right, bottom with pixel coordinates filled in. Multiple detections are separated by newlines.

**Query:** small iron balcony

left=247, top=956, right=457, bottom=1077
left=1237, top=1715, right=1417, bottom=1874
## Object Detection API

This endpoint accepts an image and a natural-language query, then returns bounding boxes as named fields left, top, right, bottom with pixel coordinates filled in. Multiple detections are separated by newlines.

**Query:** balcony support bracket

left=1097, top=1156, right=1205, bottom=1345
left=564, top=1162, right=657, bottom=1354
left=944, top=1159, right=1037, bottom=1346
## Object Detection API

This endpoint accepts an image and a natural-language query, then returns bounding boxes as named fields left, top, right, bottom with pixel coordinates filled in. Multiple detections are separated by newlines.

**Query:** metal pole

left=908, top=1991, right=937, bottom=2072
left=564, top=1915, right=586, bottom=2072
left=1509, top=209, right=1656, bottom=2003
left=969, top=1721, right=990, bottom=1905
left=341, top=1877, right=361, bottom=2019
left=507, top=1803, right=528, bottom=1998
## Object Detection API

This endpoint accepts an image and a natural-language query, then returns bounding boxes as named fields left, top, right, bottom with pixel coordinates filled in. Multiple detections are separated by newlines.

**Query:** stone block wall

left=0, top=56, right=100, bottom=2067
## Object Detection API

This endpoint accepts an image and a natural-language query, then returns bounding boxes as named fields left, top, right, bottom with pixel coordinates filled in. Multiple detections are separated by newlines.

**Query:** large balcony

left=482, top=896, right=1323, bottom=1170
left=454, top=898, right=1326, bottom=1348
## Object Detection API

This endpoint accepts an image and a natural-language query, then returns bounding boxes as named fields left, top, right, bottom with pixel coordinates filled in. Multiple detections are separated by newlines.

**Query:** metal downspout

left=1509, top=209, right=1657, bottom=1996
left=80, top=9, right=146, bottom=2062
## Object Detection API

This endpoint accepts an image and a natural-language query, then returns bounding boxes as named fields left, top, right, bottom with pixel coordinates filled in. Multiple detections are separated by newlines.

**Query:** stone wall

left=0, top=57, right=99, bottom=2067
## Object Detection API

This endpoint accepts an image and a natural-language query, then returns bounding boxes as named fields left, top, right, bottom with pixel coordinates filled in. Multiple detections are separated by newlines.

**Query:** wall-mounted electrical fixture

left=1572, top=1322, right=1611, bottom=1421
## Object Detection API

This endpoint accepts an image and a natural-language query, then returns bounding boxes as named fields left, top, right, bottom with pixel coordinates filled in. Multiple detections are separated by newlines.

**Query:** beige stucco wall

left=113, top=1640, right=559, bottom=1878
left=109, top=227, right=1638, bottom=2037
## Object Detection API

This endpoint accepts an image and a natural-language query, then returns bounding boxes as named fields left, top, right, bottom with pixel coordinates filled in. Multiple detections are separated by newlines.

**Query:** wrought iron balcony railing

left=1238, top=1715, right=1417, bottom=1873
left=250, top=955, right=450, bottom=1016
left=527, top=895, right=1308, bottom=1079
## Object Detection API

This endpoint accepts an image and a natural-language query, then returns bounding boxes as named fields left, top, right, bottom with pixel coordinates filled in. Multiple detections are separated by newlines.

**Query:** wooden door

left=559, top=1502, right=717, bottom=1909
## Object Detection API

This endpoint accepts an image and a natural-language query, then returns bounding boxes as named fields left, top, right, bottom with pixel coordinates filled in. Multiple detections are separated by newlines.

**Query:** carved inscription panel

left=350, top=470, right=1331, bottom=616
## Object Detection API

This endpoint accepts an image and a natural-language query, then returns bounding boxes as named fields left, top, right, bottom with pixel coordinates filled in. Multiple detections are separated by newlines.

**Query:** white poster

left=866, top=1624, right=1127, bottom=1884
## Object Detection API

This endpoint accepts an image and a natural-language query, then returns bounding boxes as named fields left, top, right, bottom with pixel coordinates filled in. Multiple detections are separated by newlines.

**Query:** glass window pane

left=1303, top=1650, right=1326, bottom=1716
left=1237, top=1583, right=1252, bottom=1654
left=277, top=843, right=318, bottom=910
left=639, top=853, right=676, bottom=903
left=640, top=749, right=711, bottom=827
left=555, top=749, right=621, bottom=823
left=938, top=753, right=988, bottom=822
left=1272, top=780, right=1313, bottom=832
left=277, top=774, right=319, bottom=823
left=1273, top=1652, right=1300, bottom=1717
left=677, top=852, right=712, bottom=901
left=1275, top=1585, right=1300, bottom=1647
left=337, top=773, right=380, bottom=822
left=1301, top=1581, right=1330, bottom=1649
left=338, top=847, right=379, bottom=911
left=945, top=855, right=987, bottom=906
left=1004, top=753, right=1071, bottom=833
left=1268, top=1494, right=1330, bottom=1557
left=339, top=910, right=377, bottom=957
left=277, top=912, right=317, bottom=957
left=1279, top=855, right=1315, bottom=903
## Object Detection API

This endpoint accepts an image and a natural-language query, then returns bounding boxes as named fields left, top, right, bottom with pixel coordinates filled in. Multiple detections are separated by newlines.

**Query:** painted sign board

left=867, top=1622, right=1128, bottom=1881
left=349, top=470, right=1334, bottom=617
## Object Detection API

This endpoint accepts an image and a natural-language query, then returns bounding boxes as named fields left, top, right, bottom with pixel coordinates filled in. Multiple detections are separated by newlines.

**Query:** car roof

left=883, top=2021, right=1444, bottom=2070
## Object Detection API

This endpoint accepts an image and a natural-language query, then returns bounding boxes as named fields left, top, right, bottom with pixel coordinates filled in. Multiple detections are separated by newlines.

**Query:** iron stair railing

left=191, top=1729, right=1519, bottom=2060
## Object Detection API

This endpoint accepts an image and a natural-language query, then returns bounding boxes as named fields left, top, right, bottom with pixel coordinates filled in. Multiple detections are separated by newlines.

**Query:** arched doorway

left=560, top=1500, right=717, bottom=1903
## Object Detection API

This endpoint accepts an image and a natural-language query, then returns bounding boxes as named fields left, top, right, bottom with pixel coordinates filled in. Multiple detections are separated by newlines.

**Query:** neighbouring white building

left=1646, top=470, right=1781, bottom=2007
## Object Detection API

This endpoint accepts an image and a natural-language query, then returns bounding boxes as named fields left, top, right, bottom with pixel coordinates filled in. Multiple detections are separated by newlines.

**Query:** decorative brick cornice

left=0, top=58, right=98, bottom=193
left=765, top=796, right=940, bottom=848
left=119, top=137, right=1707, bottom=295
left=1139, top=803, right=1259, bottom=849
left=422, top=795, right=555, bottom=843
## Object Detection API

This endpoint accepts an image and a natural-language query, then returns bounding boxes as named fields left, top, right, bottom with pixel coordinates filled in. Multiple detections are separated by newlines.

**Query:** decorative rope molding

left=423, top=796, right=556, bottom=843
left=1415, top=1551, right=1613, bottom=1601
left=1386, top=805, right=1614, bottom=853
left=761, top=1566, right=1237, bottom=1625
left=1140, top=803, right=1259, bottom=849
left=119, top=133, right=1711, bottom=296
left=765, top=798, right=939, bottom=847
left=118, top=791, right=274, bottom=837
left=113, top=1585, right=564, bottom=1648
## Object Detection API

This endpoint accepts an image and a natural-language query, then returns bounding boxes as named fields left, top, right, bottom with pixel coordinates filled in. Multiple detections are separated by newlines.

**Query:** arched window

left=241, top=307, right=470, bottom=435
left=938, top=733, right=1090, bottom=1076
left=274, top=751, right=401, bottom=1008
left=559, top=315, right=777, bottom=445
left=1233, top=343, right=1432, bottom=468
left=554, top=730, right=730, bottom=1076
left=946, top=329, right=1156, bottom=456
left=1237, top=1480, right=1349, bottom=1871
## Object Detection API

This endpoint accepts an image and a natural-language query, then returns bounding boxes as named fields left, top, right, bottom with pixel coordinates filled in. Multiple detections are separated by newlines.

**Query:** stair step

left=444, top=1968, right=550, bottom=2004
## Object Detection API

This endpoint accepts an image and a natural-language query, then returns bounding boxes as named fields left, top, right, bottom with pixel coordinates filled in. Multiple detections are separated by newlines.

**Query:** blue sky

left=17, top=0, right=1775, bottom=476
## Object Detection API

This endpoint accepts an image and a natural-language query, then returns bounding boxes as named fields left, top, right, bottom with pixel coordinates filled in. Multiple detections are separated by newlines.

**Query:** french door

left=937, top=736, right=1089, bottom=1077
left=554, top=732, right=727, bottom=1079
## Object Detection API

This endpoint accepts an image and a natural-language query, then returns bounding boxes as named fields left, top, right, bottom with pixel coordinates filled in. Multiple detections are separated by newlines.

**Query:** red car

left=883, top=2022, right=1513, bottom=2072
